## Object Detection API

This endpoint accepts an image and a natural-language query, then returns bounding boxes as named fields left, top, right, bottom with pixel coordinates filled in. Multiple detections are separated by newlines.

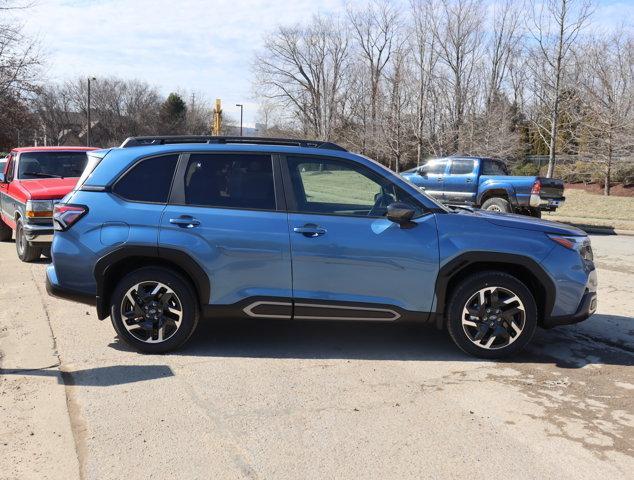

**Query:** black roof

left=119, top=135, right=347, bottom=151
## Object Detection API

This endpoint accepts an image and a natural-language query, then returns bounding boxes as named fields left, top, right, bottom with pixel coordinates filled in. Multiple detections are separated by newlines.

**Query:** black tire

left=446, top=271, right=537, bottom=359
left=481, top=197, right=511, bottom=213
left=0, top=219, right=11, bottom=242
left=15, top=218, right=42, bottom=262
left=110, top=267, right=200, bottom=353
left=529, top=208, right=542, bottom=219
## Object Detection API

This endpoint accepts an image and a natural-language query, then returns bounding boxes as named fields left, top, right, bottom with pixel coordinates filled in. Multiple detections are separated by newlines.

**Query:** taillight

left=531, top=180, right=541, bottom=195
left=53, top=204, right=88, bottom=231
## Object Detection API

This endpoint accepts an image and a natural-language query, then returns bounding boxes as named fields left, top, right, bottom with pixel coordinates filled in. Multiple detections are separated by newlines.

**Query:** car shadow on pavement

left=106, top=314, right=634, bottom=368
left=0, top=364, right=174, bottom=386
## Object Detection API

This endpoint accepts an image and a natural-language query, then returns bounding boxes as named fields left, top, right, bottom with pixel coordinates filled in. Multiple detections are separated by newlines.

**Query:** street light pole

left=87, top=77, right=96, bottom=146
left=235, top=104, right=243, bottom=136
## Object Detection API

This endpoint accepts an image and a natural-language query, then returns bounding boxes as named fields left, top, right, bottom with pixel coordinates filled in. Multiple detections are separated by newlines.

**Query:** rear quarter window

left=113, top=154, right=179, bottom=203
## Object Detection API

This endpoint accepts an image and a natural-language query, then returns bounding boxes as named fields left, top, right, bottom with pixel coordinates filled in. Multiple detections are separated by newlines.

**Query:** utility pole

left=212, top=99, right=222, bottom=135
left=235, top=104, right=244, bottom=136
left=87, top=77, right=96, bottom=146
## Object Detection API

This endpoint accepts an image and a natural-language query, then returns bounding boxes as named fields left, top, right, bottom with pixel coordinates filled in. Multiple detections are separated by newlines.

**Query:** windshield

left=18, top=151, right=89, bottom=179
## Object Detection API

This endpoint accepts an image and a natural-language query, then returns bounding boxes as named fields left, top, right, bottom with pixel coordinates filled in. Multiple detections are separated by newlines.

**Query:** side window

left=183, top=154, right=275, bottom=210
left=422, top=160, right=448, bottom=175
left=287, top=156, right=423, bottom=217
left=113, top=154, right=178, bottom=203
left=5, top=155, right=15, bottom=181
left=481, top=160, right=508, bottom=176
left=449, top=159, right=475, bottom=175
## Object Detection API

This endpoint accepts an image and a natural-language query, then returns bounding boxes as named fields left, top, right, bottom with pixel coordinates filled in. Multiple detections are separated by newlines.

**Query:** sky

left=11, top=0, right=634, bottom=128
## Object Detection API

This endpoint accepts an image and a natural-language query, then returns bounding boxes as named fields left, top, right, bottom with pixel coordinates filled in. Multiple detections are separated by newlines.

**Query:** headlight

left=25, top=200, right=54, bottom=218
left=547, top=234, right=593, bottom=262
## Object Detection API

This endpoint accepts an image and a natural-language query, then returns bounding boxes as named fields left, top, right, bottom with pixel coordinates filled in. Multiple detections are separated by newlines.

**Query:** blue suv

left=45, top=136, right=597, bottom=358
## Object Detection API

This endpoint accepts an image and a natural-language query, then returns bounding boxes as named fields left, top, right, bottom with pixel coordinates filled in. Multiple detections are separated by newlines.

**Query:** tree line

left=1, top=0, right=632, bottom=195
left=253, top=0, right=634, bottom=195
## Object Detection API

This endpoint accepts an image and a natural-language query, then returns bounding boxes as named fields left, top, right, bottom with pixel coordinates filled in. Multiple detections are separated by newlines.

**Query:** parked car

left=0, top=146, right=98, bottom=261
left=46, top=136, right=596, bottom=358
left=401, top=157, right=565, bottom=217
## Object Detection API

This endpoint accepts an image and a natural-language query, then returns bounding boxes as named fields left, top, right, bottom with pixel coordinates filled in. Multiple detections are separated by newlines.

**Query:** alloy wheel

left=461, top=286, right=526, bottom=350
left=120, top=281, right=183, bottom=343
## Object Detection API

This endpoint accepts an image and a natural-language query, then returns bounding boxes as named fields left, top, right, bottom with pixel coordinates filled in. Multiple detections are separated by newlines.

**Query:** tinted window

left=18, top=151, right=89, bottom=179
left=114, top=154, right=178, bottom=203
left=481, top=160, right=508, bottom=176
left=184, top=154, right=275, bottom=210
left=288, top=156, right=422, bottom=217
left=422, top=160, right=447, bottom=175
left=450, top=159, right=475, bottom=174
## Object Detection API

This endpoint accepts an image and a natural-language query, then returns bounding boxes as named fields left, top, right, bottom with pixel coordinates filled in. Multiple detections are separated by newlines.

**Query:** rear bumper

left=529, top=194, right=565, bottom=210
left=45, top=264, right=96, bottom=306
left=23, top=223, right=54, bottom=243
left=543, top=290, right=597, bottom=328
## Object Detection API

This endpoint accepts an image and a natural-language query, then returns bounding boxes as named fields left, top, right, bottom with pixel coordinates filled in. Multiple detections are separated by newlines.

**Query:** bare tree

left=527, top=0, right=593, bottom=177
left=254, top=14, right=350, bottom=140
left=409, top=0, right=440, bottom=164
left=578, top=32, right=634, bottom=195
left=429, top=0, right=484, bottom=153
left=347, top=0, right=399, bottom=152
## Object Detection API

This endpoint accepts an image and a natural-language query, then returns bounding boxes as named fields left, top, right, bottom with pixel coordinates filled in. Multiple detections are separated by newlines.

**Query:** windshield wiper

left=21, top=171, right=63, bottom=178
left=450, top=205, right=476, bottom=213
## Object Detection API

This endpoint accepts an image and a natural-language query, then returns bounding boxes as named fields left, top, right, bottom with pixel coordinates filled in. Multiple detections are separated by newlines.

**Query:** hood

left=17, top=177, right=79, bottom=200
left=461, top=209, right=586, bottom=236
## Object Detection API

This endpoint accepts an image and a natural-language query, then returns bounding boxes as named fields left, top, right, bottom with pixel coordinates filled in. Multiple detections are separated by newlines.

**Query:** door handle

left=169, top=216, right=201, bottom=228
left=466, top=178, right=473, bottom=183
left=437, top=177, right=443, bottom=181
left=293, top=224, right=327, bottom=237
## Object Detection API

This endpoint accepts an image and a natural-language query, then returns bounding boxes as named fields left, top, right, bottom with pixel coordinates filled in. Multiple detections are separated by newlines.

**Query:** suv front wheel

left=110, top=267, right=200, bottom=353
left=446, top=271, right=537, bottom=359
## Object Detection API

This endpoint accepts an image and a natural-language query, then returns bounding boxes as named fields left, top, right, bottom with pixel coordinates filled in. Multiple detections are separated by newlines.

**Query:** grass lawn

left=543, top=189, right=634, bottom=231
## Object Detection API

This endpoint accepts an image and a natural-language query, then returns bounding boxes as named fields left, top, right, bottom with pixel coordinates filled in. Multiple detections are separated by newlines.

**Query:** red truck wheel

left=0, top=220, right=12, bottom=242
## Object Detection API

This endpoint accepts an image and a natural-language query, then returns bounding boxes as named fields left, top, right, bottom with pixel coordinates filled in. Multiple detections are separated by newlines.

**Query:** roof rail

left=119, top=135, right=347, bottom=151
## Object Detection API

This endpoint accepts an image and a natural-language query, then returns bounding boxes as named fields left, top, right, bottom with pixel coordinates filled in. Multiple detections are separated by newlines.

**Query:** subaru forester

left=45, top=136, right=597, bottom=358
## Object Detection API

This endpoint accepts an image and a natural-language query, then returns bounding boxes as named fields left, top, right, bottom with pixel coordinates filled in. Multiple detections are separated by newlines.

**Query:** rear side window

left=113, top=154, right=178, bottom=203
left=481, top=160, right=508, bottom=176
left=449, top=159, right=475, bottom=174
left=183, top=154, right=275, bottom=210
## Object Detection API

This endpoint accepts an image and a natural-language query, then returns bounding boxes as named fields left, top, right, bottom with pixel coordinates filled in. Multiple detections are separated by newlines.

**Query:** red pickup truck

left=0, top=147, right=98, bottom=262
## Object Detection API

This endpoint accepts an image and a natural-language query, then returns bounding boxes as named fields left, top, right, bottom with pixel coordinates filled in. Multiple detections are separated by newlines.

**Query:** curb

left=560, top=223, right=634, bottom=236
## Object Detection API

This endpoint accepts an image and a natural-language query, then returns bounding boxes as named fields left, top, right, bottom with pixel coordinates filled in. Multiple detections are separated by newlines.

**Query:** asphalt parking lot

left=1, top=235, right=632, bottom=479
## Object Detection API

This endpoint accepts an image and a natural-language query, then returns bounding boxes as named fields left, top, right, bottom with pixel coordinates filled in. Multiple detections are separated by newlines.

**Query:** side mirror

left=387, top=202, right=416, bottom=227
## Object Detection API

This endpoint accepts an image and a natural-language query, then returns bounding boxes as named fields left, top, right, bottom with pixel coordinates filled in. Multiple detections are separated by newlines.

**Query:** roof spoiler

left=119, top=135, right=347, bottom=152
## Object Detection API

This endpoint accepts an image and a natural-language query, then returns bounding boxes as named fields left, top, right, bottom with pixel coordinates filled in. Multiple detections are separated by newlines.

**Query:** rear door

left=283, top=155, right=439, bottom=317
left=445, top=158, right=477, bottom=204
left=159, top=152, right=292, bottom=312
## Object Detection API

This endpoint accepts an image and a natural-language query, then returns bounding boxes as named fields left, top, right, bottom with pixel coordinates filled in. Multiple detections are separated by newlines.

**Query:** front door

left=159, top=152, right=292, bottom=314
left=444, top=158, right=477, bottom=204
left=283, top=155, right=439, bottom=319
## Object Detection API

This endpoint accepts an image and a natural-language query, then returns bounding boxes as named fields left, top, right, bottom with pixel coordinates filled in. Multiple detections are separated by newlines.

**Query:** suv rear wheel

left=446, top=271, right=537, bottom=359
left=15, top=218, right=42, bottom=262
left=110, top=267, right=200, bottom=353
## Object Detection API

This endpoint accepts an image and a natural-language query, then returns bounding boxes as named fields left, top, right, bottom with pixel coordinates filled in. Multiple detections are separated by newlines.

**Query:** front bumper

left=46, top=264, right=96, bottom=306
left=23, top=223, right=54, bottom=243
left=543, top=290, right=597, bottom=328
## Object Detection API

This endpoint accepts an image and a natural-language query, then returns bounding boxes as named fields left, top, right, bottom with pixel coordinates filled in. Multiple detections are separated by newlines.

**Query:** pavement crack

left=31, top=265, right=85, bottom=480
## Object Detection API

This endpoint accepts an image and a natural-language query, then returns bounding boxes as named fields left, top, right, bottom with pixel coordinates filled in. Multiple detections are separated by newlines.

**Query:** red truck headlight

left=25, top=200, right=54, bottom=218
